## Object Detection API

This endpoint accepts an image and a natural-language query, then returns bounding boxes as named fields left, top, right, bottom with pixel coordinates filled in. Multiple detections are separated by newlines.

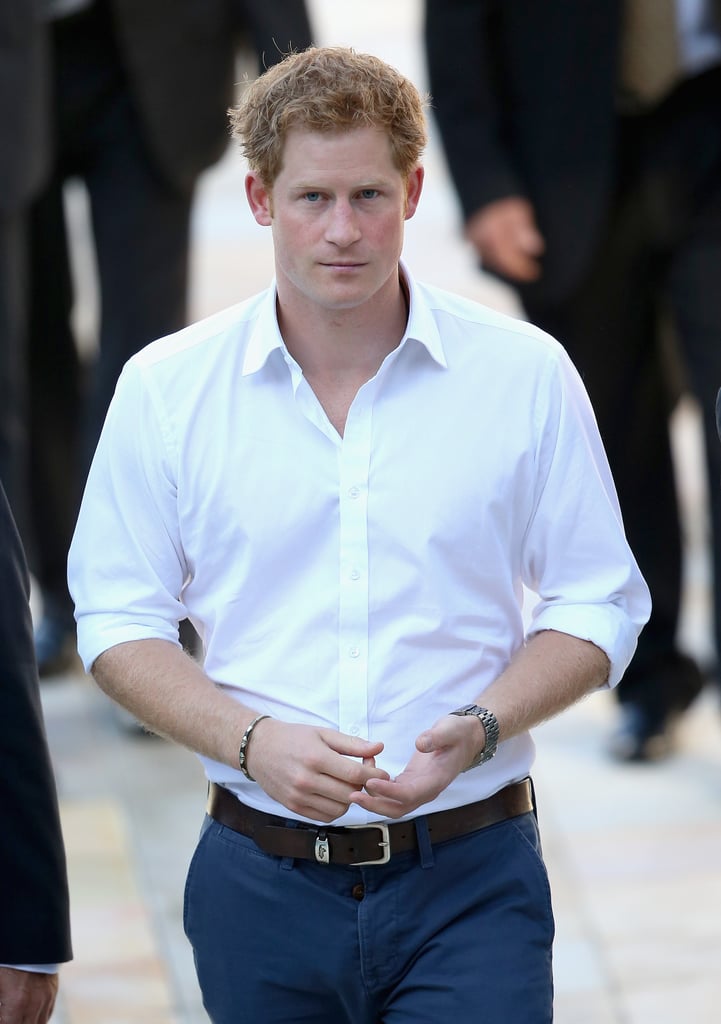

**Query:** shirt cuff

left=0, top=963, right=59, bottom=974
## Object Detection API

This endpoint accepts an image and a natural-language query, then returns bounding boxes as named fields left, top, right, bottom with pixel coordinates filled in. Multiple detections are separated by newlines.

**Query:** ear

left=245, top=172, right=273, bottom=226
left=404, top=165, right=425, bottom=221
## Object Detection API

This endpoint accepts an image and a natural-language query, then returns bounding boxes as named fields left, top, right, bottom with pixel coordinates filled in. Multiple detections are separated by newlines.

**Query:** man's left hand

left=348, top=712, right=483, bottom=818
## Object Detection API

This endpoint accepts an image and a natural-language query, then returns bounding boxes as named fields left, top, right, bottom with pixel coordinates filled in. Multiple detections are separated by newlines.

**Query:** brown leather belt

left=207, top=778, right=534, bottom=866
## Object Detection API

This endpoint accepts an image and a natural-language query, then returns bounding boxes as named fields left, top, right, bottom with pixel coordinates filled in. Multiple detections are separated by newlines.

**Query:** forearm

left=477, top=629, right=610, bottom=744
left=351, top=629, right=609, bottom=819
left=93, top=639, right=391, bottom=822
left=92, top=639, right=257, bottom=769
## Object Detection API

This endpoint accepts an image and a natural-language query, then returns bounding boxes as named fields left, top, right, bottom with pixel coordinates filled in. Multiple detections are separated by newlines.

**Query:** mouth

left=320, top=260, right=365, bottom=269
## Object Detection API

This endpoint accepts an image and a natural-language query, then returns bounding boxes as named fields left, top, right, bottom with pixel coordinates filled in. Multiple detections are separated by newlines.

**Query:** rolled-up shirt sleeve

left=521, top=345, right=651, bottom=687
left=68, top=358, right=188, bottom=671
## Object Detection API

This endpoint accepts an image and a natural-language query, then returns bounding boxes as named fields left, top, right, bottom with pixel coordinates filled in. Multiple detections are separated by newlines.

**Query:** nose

left=325, top=199, right=361, bottom=247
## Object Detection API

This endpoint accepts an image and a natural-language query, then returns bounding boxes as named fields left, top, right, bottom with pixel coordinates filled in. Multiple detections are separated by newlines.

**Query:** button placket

left=337, top=393, right=373, bottom=739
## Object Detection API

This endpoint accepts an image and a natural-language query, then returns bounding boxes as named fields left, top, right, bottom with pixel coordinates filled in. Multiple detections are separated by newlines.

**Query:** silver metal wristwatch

left=450, top=704, right=500, bottom=771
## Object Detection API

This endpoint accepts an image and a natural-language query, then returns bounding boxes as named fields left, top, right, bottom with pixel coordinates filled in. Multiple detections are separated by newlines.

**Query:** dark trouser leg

left=525, top=71, right=721, bottom=751
left=0, top=210, right=31, bottom=548
left=669, top=186, right=721, bottom=680
left=84, top=88, right=195, bottom=659
left=523, top=213, right=693, bottom=722
left=27, top=180, right=82, bottom=625
left=28, top=0, right=193, bottom=665
left=83, top=93, right=192, bottom=469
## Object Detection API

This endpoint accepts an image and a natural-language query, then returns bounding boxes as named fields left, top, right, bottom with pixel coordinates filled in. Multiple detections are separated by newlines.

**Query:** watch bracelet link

left=449, top=704, right=500, bottom=770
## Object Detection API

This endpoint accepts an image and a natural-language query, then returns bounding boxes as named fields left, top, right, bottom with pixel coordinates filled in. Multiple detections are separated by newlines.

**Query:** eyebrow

left=289, top=178, right=390, bottom=192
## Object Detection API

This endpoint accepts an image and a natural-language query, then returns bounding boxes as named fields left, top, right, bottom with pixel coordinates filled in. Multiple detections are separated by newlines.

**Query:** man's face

left=246, top=125, right=423, bottom=315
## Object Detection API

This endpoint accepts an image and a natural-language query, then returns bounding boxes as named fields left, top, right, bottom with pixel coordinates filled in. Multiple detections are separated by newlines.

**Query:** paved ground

left=40, top=3, right=721, bottom=1021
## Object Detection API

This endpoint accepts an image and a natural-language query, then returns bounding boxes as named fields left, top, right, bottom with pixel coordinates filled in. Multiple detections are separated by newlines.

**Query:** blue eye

left=360, top=189, right=378, bottom=199
left=305, top=192, right=321, bottom=202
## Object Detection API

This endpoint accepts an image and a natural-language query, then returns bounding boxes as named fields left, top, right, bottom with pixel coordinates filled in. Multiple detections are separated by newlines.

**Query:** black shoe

left=608, top=651, right=705, bottom=763
left=607, top=703, right=677, bottom=763
left=34, top=614, right=78, bottom=677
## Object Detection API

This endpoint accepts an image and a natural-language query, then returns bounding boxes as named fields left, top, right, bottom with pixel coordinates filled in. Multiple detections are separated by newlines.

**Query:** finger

left=483, top=238, right=541, bottom=281
left=339, top=758, right=391, bottom=790
left=297, top=767, right=391, bottom=821
left=361, top=775, right=426, bottom=806
left=505, top=256, right=542, bottom=281
left=518, top=226, right=546, bottom=256
left=415, top=730, right=435, bottom=753
left=502, top=240, right=543, bottom=278
left=349, top=787, right=415, bottom=819
left=323, top=731, right=385, bottom=759
left=292, top=786, right=352, bottom=822
left=361, top=754, right=392, bottom=781
left=416, top=718, right=463, bottom=755
left=307, top=772, right=405, bottom=822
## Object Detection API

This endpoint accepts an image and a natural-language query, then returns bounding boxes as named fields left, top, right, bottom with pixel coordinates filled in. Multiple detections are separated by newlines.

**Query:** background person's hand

left=0, top=967, right=59, bottom=1024
left=465, top=197, right=545, bottom=282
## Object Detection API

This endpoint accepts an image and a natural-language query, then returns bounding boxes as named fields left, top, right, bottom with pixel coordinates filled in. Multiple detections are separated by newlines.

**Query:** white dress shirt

left=68, top=265, right=650, bottom=824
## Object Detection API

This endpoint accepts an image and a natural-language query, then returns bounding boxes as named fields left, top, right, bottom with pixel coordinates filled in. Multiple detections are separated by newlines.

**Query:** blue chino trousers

left=184, top=808, right=555, bottom=1023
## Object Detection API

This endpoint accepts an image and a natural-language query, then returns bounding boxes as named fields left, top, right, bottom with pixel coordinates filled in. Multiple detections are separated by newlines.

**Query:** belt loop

left=279, top=815, right=301, bottom=870
left=414, top=816, right=434, bottom=869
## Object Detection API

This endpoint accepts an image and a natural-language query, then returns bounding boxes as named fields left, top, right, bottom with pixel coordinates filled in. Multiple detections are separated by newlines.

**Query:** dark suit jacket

left=230, top=0, right=313, bottom=68
left=0, top=0, right=311, bottom=205
left=425, top=0, right=627, bottom=305
left=0, top=0, right=51, bottom=212
left=61, top=1, right=312, bottom=193
left=426, top=0, right=721, bottom=305
left=106, top=0, right=238, bottom=192
left=0, top=481, right=72, bottom=965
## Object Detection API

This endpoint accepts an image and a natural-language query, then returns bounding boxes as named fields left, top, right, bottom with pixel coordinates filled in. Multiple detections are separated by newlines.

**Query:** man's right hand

left=465, top=197, right=545, bottom=282
left=246, top=719, right=390, bottom=822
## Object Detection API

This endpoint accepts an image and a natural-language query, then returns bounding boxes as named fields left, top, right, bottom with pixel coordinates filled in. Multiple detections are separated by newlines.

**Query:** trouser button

left=351, top=883, right=365, bottom=901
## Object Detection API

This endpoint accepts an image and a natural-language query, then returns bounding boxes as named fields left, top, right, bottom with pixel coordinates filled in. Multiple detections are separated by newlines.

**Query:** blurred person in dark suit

left=229, top=0, right=313, bottom=68
left=0, top=0, right=50, bottom=573
left=28, top=0, right=313, bottom=676
left=425, top=0, right=721, bottom=761
left=0, top=479, right=72, bottom=1022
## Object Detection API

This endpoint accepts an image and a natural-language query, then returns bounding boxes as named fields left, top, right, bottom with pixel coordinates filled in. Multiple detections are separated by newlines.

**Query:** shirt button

left=349, top=569, right=361, bottom=581
left=349, top=646, right=360, bottom=658
left=348, top=486, right=360, bottom=499
left=349, top=725, right=360, bottom=736
left=351, top=883, right=365, bottom=901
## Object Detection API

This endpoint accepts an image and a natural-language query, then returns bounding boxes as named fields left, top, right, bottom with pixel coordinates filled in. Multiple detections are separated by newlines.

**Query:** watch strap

left=449, top=704, right=500, bottom=770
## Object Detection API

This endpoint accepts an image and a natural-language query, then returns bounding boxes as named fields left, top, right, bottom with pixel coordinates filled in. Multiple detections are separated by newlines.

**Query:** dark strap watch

left=450, top=704, right=500, bottom=770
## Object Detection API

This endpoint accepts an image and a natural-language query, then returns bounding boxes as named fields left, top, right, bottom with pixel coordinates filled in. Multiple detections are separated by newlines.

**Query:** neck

left=277, top=273, right=409, bottom=383
left=276, top=271, right=409, bottom=438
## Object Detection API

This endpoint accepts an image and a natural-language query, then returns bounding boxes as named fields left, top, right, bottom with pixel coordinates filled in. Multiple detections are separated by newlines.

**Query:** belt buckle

left=347, top=822, right=391, bottom=866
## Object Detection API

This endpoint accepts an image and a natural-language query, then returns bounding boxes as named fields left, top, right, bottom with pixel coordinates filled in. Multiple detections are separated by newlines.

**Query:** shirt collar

left=242, top=283, right=286, bottom=376
left=240, top=261, right=448, bottom=376
left=400, top=261, right=448, bottom=369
